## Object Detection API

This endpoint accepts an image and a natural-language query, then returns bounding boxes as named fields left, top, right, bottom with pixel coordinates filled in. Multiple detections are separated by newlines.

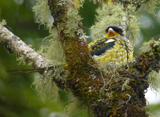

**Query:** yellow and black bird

left=88, top=25, right=133, bottom=64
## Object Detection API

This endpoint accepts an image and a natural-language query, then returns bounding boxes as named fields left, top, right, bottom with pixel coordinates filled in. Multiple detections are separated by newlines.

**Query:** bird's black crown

left=105, top=25, right=124, bottom=36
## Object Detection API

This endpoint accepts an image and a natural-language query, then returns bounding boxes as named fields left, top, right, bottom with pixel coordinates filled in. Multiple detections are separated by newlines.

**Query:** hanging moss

left=31, top=0, right=68, bottom=101
left=137, top=0, right=160, bottom=16
left=64, top=97, right=92, bottom=116
left=32, top=0, right=51, bottom=25
left=126, top=4, right=140, bottom=44
left=39, top=29, right=66, bottom=65
left=90, top=3, right=140, bottom=44
left=91, top=3, right=125, bottom=38
left=64, top=8, right=82, bottom=36
left=32, top=73, right=59, bottom=101
left=147, top=70, right=160, bottom=91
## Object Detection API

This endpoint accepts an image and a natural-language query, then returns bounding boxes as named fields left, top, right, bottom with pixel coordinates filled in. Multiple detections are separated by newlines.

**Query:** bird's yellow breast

left=88, top=36, right=133, bottom=64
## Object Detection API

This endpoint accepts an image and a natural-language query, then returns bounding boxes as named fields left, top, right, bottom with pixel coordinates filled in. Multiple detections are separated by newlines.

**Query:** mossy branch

left=1, top=0, right=160, bottom=117
left=45, top=0, right=155, bottom=116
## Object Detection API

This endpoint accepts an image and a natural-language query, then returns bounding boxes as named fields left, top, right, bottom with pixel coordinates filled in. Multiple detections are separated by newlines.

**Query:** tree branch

left=0, top=23, right=52, bottom=69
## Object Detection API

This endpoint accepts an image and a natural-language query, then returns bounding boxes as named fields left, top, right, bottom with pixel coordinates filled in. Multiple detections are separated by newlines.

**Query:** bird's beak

left=105, top=28, right=120, bottom=37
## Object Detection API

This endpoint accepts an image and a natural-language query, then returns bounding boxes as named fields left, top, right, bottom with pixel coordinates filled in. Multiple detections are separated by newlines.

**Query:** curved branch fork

left=46, top=0, right=158, bottom=116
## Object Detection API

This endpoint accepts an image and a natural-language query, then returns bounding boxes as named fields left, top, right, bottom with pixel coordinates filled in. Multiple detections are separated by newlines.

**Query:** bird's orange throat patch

left=105, top=31, right=121, bottom=38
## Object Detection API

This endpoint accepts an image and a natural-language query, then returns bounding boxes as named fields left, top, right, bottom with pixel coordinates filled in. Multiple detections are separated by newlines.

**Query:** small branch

left=120, top=15, right=129, bottom=36
left=0, top=23, right=52, bottom=69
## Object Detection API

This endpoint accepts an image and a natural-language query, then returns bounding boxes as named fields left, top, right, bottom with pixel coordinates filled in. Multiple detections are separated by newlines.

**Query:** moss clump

left=140, top=41, right=152, bottom=53
left=64, top=8, right=82, bottom=36
left=137, top=0, right=160, bottom=16
left=16, top=55, right=27, bottom=65
left=32, top=74, right=59, bottom=101
left=32, top=0, right=51, bottom=25
left=39, top=29, right=66, bottom=65
left=147, top=70, right=160, bottom=91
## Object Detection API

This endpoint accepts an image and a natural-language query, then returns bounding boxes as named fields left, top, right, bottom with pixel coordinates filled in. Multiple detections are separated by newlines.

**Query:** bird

left=7, top=25, right=133, bottom=74
left=88, top=25, right=133, bottom=64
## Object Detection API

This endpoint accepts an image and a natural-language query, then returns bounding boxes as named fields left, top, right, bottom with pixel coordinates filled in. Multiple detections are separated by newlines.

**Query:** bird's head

left=105, top=25, right=124, bottom=38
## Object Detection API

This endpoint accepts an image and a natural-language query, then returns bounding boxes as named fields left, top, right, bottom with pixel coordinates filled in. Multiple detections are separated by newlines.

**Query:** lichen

left=64, top=98, right=79, bottom=115
left=58, top=0, right=67, bottom=6
left=32, top=73, right=59, bottom=101
left=147, top=70, right=160, bottom=91
left=91, top=3, right=125, bottom=39
left=34, top=27, right=67, bottom=100
left=126, top=4, right=140, bottom=44
left=64, top=97, right=93, bottom=117
left=0, top=19, right=7, bottom=25
left=32, top=0, right=51, bottom=25
left=16, top=55, right=27, bottom=65
left=39, top=29, right=66, bottom=65
left=137, top=0, right=160, bottom=16
left=90, top=3, right=139, bottom=44
left=140, top=41, right=152, bottom=53
left=99, top=62, right=125, bottom=90
left=122, top=78, right=130, bottom=91
left=32, top=0, right=67, bottom=101
left=64, top=8, right=82, bottom=36
left=90, top=0, right=103, bottom=4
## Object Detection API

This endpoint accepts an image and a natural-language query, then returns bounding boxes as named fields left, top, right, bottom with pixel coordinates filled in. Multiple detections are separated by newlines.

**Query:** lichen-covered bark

left=47, top=0, right=103, bottom=104
left=112, top=0, right=150, bottom=10
left=0, top=23, right=52, bottom=69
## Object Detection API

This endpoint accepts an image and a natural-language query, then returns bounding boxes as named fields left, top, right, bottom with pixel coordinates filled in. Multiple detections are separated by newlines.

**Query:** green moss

left=147, top=70, right=160, bottom=91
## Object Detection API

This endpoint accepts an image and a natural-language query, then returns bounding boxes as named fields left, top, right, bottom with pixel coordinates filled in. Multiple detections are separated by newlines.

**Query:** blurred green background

left=0, top=0, right=160, bottom=117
